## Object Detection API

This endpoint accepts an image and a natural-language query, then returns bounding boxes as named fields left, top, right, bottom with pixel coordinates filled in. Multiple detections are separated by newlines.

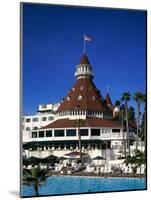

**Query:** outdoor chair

left=136, top=167, right=141, bottom=175
left=123, top=167, right=129, bottom=174
left=104, top=166, right=109, bottom=173
left=140, top=167, right=145, bottom=175
left=100, top=166, right=104, bottom=173
left=128, top=167, right=133, bottom=174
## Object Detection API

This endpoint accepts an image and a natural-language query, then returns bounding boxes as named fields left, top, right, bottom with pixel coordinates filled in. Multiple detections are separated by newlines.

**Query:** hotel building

left=23, top=54, right=136, bottom=160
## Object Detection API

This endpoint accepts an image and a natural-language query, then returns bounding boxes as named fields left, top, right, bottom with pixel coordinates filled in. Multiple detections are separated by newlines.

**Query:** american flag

left=84, top=34, right=92, bottom=42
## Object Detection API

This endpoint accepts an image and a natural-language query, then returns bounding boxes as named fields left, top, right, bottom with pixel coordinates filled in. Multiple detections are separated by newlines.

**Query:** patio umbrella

left=57, top=156, right=68, bottom=161
left=64, top=151, right=88, bottom=159
left=92, top=156, right=105, bottom=160
left=44, top=155, right=59, bottom=163
left=23, top=156, right=28, bottom=165
left=92, top=156, right=106, bottom=166
left=45, top=155, right=58, bottom=160
left=27, top=156, right=41, bottom=165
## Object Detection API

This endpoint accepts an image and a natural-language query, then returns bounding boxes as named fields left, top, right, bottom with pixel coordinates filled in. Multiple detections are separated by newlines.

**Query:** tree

left=142, top=94, right=146, bottom=156
left=115, top=100, right=121, bottom=107
left=140, top=112, right=145, bottom=140
left=124, top=149, right=145, bottom=167
left=128, top=106, right=135, bottom=123
left=23, top=165, right=49, bottom=196
left=119, top=104, right=127, bottom=158
left=121, top=92, right=131, bottom=156
left=74, top=119, right=85, bottom=163
left=133, top=92, right=144, bottom=150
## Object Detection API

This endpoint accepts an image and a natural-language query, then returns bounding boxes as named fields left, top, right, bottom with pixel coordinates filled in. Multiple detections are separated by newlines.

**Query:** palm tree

left=142, top=94, right=146, bottom=157
left=120, top=104, right=127, bottom=158
left=115, top=100, right=121, bottom=107
left=112, top=101, right=126, bottom=158
left=22, top=165, right=49, bottom=196
left=121, top=92, right=131, bottom=156
left=74, top=119, right=85, bottom=163
left=133, top=92, right=144, bottom=150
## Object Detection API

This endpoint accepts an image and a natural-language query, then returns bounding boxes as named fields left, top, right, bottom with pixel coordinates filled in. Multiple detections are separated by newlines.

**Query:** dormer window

left=77, top=95, right=83, bottom=100
left=80, top=86, right=84, bottom=91
left=90, top=96, right=96, bottom=100
left=72, top=87, right=75, bottom=91
left=66, top=96, right=71, bottom=101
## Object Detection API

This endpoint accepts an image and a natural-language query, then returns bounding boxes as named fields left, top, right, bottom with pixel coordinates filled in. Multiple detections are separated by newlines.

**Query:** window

left=26, top=118, right=31, bottom=122
left=66, top=129, right=76, bottom=136
left=46, top=130, right=52, bottom=137
left=77, top=95, right=83, bottom=100
left=39, top=131, right=44, bottom=137
left=48, top=116, right=54, bottom=121
left=80, top=129, right=88, bottom=136
left=42, top=117, right=47, bottom=121
left=91, top=129, right=100, bottom=136
left=90, top=96, right=96, bottom=100
left=112, top=129, right=120, bottom=133
left=26, top=127, right=31, bottom=131
left=80, top=86, right=83, bottom=91
left=66, top=96, right=71, bottom=101
left=33, top=127, right=38, bottom=130
left=32, top=132, right=37, bottom=138
left=54, top=130, right=64, bottom=137
left=72, top=87, right=75, bottom=91
left=32, top=118, right=39, bottom=122
left=42, top=104, right=47, bottom=108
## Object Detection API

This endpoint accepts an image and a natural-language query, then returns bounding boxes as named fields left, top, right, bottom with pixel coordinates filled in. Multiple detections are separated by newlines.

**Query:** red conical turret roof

left=56, top=54, right=112, bottom=113
left=105, top=93, right=113, bottom=106
left=80, top=54, right=90, bottom=64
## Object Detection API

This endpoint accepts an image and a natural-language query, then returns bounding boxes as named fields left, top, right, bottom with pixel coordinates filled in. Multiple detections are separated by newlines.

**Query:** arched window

left=80, top=86, right=83, bottom=91
left=77, top=95, right=83, bottom=100
left=90, top=96, right=96, bottom=100
left=66, top=96, right=71, bottom=101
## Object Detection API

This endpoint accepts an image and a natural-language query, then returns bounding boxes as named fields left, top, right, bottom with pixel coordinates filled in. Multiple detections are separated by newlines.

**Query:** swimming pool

left=21, top=176, right=146, bottom=197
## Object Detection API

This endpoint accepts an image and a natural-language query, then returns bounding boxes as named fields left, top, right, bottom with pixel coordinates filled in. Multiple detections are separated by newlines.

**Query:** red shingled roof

left=57, top=78, right=110, bottom=112
left=42, top=118, right=121, bottom=129
left=105, top=93, right=113, bottom=106
left=80, top=54, right=90, bottom=64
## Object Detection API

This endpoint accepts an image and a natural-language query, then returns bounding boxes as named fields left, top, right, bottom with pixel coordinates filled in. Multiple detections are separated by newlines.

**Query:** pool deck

left=50, top=172, right=146, bottom=179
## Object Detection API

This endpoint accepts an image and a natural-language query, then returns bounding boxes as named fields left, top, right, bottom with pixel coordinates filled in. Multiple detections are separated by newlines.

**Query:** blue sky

left=22, top=3, right=146, bottom=115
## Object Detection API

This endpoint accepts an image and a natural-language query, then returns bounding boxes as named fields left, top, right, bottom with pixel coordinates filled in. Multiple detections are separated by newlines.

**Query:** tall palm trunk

left=121, top=109, right=126, bottom=158
left=136, top=102, right=140, bottom=150
left=125, top=102, right=130, bottom=156
left=34, top=180, right=39, bottom=196
left=78, top=126, right=82, bottom=163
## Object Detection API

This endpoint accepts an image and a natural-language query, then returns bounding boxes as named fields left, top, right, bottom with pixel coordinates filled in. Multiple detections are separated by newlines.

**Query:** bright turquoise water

left=21, top=176, right=146, bottom=197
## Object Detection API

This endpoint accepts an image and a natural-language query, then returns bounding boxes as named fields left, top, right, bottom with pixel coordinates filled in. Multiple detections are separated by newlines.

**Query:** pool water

left=21, top=176, right=146, bottom=197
